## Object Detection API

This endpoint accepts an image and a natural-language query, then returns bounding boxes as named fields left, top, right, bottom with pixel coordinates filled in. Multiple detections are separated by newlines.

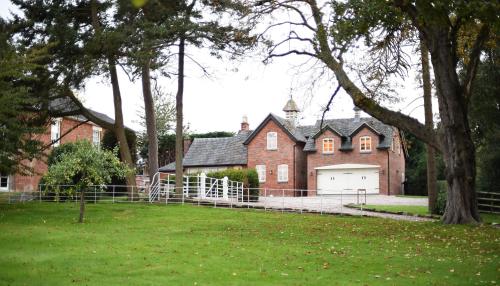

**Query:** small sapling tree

left=42, top=141, right=130, bottom=223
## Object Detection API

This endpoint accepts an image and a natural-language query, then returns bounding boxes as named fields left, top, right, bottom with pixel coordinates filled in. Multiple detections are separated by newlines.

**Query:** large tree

left=0, top=18, right=84, bottom=174
left=11, top=0, right=138, bottom=197
left=115, top=0, right=182, bottom=186
left=253, top=0, right=498, bottom=223
left=146, top=0, right=256, bottom=191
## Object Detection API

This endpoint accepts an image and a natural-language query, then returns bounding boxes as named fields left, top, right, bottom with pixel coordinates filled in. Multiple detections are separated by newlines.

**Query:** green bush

left=436, top=180, right=448, bottom=215
left=206, top=168, right=259, bottom=201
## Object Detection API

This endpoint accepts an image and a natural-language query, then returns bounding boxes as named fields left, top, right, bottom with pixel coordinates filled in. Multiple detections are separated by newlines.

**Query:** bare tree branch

left=463, top=24, right=490, bottom=106
left=320, top=85, right=341, bottom=129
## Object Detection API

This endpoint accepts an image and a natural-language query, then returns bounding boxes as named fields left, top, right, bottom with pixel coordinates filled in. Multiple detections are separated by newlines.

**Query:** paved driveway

left=230, top=195, right=432, bottom=222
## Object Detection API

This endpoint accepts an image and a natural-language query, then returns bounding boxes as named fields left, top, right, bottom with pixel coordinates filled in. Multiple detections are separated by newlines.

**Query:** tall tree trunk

left=429, top=33, right=479, bottom=224
left=141, top=59, right=159, bottom=186
left=79, top=189, right=85, bottom=223
left=420, top=37, right=438, bottom=214
left=108, top=58, right=137, bottom=199
left=91, top=0, right=136, bottom=199
left=175, top=36, right=186, bottom=192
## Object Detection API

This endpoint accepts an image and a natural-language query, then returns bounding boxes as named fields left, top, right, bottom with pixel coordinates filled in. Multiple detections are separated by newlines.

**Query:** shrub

left=206, top=168, right=259, bottom=201
left=436, top=180, right=448, bottom=215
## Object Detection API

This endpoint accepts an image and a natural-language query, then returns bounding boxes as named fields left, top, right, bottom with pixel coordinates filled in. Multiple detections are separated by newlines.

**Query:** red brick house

left=0, top=111, right=115, bottom=193
left=160, top=99, right=406, bottom=196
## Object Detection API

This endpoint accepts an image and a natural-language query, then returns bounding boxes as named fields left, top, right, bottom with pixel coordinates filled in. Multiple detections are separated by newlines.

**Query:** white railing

left=148, top=172, right=161, bottom=202
left=147, top=172, right=245, bottom=203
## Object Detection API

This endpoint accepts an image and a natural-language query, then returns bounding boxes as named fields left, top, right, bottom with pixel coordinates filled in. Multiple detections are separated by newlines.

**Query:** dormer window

left=360, top=136, right=372, bottom=152
left=267, top=132, right=277, bottom=150
left=322, top=138, right=334, bottom=154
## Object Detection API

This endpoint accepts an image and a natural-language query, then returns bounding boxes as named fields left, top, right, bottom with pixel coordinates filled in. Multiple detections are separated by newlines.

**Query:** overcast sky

left=1, top=1, right=434, bottom=133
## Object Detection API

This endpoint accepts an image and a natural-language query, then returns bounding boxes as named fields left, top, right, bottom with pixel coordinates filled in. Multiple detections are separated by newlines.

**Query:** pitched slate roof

left=49, top=97, right=133, bottom=130
left=159, top=131, right=251, bottom=172
left=159, top=115, right=397, bottom=171
left=302, top=117, right=394, bottom=151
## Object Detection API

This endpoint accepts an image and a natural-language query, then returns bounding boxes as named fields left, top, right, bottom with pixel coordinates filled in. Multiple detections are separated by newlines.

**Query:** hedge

left=206, top=169, right=259, bottom=201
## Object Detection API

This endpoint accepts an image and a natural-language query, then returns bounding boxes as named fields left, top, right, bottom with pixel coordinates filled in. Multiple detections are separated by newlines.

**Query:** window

left=92, top=126, right=102, bottom=148
left=360, top=136, right=372, bottom=152
left=51, top=118, right=61, bottom=147
left=267, top=132, right=277, bottom=150
left=0, top=174, right=8, bottom=190
left=277, top=164, right=288, bottom=182
left=322, top=138, right=334, bottom=154
left=256, top=165, right=266, bottom=183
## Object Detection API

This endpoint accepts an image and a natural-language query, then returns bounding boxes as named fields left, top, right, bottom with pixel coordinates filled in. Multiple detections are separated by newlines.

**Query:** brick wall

left=306, top=128, right=392, bottom=195
left=12, top=117, right=101, bottom=192
left=388, top=129, right=406, bottom=195
left=247, top=120, right=300, bottom=196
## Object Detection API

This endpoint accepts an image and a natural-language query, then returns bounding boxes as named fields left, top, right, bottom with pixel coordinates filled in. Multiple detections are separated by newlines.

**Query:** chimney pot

left=353, top=106, right=361, bottom=121
left=240, top=115, right=249, bottom=131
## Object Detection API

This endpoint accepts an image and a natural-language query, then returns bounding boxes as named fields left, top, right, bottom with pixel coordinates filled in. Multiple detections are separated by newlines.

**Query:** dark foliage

left=405, top=133, right=445, bottom=196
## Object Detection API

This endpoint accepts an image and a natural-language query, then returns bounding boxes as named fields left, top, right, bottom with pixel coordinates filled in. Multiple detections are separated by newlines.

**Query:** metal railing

left=0, top=186, right=384, bottom=217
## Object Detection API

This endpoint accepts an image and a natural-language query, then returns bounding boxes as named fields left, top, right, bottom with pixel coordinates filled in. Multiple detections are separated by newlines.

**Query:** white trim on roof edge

left=314, top=164, right=380, bottom=170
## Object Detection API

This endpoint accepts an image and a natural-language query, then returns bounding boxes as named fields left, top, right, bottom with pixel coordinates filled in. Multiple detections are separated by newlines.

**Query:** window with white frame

left=92, top=126, right=102, bottom=148
left=256, top=165, right=266, bottom=183
left=0, top=173, right=8, bottom=190
left=267, top=132, right=277, bottom=150
left=51, top=118, right=61, bottom=147
left=277, top=164, right=288, bottom=182
left=322, top=138, right=334, bottom=154
left=360, top=136, right=372, bottom=152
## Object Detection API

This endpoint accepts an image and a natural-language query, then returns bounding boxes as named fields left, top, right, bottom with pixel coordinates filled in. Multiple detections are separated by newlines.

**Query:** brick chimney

left=240, top=115, right=249, bottom=132
left=183, top=138, right=192, bottom=155
left=353, top=106, right=361, bottom=121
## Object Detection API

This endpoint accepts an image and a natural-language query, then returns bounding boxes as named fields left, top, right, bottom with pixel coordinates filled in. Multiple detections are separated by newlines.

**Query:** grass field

left=0, top=203, right=498, bottom=285
left=357, top=204, right=500, bottom=223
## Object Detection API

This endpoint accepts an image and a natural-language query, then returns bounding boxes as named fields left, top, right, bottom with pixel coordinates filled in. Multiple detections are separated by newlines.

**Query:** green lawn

left=357, top=204, right=500, bottom=223
left=0, top=203, right=498, bottom=285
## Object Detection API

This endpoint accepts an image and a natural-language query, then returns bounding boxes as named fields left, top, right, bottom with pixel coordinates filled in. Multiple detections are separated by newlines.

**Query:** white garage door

left=316, top=164, right=379, bottom=195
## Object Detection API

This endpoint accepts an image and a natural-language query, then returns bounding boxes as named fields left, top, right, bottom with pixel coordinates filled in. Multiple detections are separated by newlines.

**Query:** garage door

left=316, top=164, right=379, bottom=195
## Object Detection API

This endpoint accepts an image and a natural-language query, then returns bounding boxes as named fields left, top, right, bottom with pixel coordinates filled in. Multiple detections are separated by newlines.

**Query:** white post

left=282, top=189, right=285, bottom=213
left=340, top=189, right=343, bottom=216
left=200, top=173, right=206, bottom=199
left=216, top=179, right=219, bottom=199
left=301, top=190, right=303, bottom=214
left=222, top=176, right=228, bottom=200
left=112, top=185, right=115, bottom=203
left=264, top=188, right=267, bottom=212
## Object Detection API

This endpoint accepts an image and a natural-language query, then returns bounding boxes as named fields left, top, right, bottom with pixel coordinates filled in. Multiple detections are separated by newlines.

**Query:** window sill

left=266, top=148, right=278, bottom=151
left=360, top=151, right=372, bottom=154
left=322, top=152, right=334, bottom=155
left=277, top=181, right=288, bottom=183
